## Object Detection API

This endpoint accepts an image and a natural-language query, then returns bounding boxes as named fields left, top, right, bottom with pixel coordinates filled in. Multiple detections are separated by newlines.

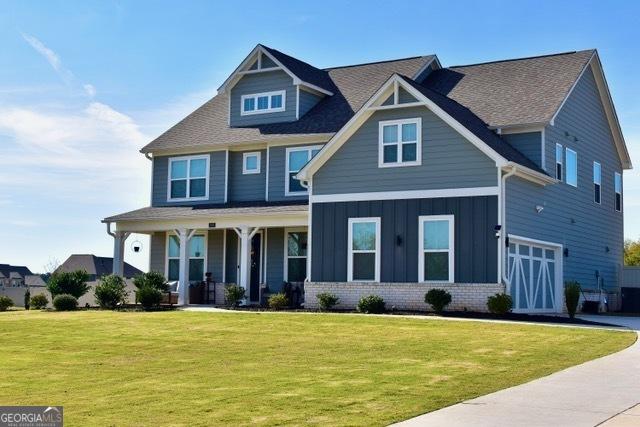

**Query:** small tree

left=425, top=289, right=452, bottom=313
left=565, top=281, right=581, bottom=319
left=224, top=284, right=245, bottom=308
left=95, top=275, right=128, bottom=309
left=133, top=271, right=168, bottom=292
left=24, top=289, right=31, bottom=310
left=47, top=270, right=90, bottom=299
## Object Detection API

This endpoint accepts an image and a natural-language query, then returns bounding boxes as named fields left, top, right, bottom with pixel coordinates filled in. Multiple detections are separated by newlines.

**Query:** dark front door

left=249, top=233, right=261, bottom=302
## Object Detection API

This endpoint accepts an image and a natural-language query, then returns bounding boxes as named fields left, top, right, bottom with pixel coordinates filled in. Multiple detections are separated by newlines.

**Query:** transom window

left=565, top=148, right=577, bottom=187
left=168, top=155, right=209, bottom=201
left=285, top=230, right=307, bottom=283
left=555, top=143, right=563, bottom=180
left=242, top=152, right=261, bottom=174
left=167, top=234, right=206, bottom=283
left=241, top=90, right=285, bottom=115
left=418, top=215, right=454, bottom=283
left=615, top=172, right=622, bottom=212
left=593, top=161, right=601, bottom=204
left=285, top=145, right=322, bottom=195
left=348, top=218, right=380, bottom=282
left=378, top=118, right=422, bottom=167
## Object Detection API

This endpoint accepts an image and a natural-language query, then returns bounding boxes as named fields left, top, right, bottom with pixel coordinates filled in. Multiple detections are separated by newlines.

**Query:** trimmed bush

left=47, top=270, right=90, bottom=299
left=357, top=295, right=385, bottom=314
left=53, top=294, right=78, bottom=311
left=133, top=271, right=168, bottom=292
left=30, top=294, right=48, bottom=310
left=268, top=293, right=289, bottom=310
left=136, top=286, right=162, bottom=310
left=316, top=292, right=339, bottom=311
left=95, top=275, right=128, bottom=309
left=487, top=293, right=513, bottom=315
left=0, top=296, right=14, bottom=311
left=224, top=284, right=245, bottom=308
left=565, top=281, right=581, bottom=319
left=425, top=289, right=452, bottom=313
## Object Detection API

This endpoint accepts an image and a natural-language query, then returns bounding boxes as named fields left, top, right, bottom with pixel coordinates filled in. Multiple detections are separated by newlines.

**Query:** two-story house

left=103, top=45, right=631, bottom=312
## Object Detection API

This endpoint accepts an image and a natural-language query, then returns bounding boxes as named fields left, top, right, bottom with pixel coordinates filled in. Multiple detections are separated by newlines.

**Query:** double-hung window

left=167, top=233, right=206, bottom=282
left=555, top=143, right=563, bottom=180
left=348, top=218, right=380, bottom=282
left=379, top=118, right=422, bottom=167
left=168, top=155, right=209, bottom=201
left=285, top=145, right=322, bottom=195
left=243, top=152, right=261, bottom=174
left=285, top=229, right=307, bottom=282
left=593, top=161, right=601, bottom=204
left=565, top=148, right=577, bottom=187
left=241, top=90, right=285, bottom=115
left=615, top=172, right=622, bottom=212
left=419, top=215, right=454, bottom=282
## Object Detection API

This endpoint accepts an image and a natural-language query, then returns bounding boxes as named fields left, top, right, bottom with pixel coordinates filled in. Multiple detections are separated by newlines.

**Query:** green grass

left=0, top=311, right=634, bottom=426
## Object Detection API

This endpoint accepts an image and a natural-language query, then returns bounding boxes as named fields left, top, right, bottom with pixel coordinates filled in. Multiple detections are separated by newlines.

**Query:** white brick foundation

left=305, top=282, right=505, bottom=312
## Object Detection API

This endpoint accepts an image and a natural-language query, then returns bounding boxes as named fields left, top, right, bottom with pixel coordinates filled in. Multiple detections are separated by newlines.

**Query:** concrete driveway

left=392, top=316, right=640, bottom=427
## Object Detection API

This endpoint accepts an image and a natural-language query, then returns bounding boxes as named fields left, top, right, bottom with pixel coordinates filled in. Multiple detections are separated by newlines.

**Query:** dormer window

left=241, top=90, right=286, bottom=115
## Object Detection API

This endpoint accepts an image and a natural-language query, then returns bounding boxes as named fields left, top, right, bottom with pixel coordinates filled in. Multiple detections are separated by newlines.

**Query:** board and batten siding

left=228, top=149, right=266, bottom=202
left=312, top=106, right=498, bottom=195
left=506, top=66, right=624, bottom=289
left=266, top=228, right=285, bottom=292
left=311, top=196, right=498, bottom=283
left=229, top=70, right=297, bottom=127
left=152, top=152, right=226, bottom=206
left=502, top=132, right=543, bottom=170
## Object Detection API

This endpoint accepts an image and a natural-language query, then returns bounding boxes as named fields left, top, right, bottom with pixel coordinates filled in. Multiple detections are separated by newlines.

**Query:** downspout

left=500, top=166, right=517, bottom=287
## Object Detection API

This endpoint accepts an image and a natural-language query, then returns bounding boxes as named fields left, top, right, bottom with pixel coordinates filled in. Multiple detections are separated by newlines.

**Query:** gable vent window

left=565, top=148, right=577, bottom=187
left=378, top=118, right=422, bottom=167
left=168, top=155, right=209, bottom=201
left=593, top=161, right=601, bottom=204
left=615, top=172, right=622, bottom=212
left=241, top=90, right=285, bottom=116
left=555, top=143, right=563, bottom=181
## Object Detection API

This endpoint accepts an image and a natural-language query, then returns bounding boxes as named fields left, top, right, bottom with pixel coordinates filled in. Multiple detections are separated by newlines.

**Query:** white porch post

left=234, top=226, right=259, bottom=301
left=175, top=228, right=196, bottom=306
left=111, top=230, right=130, bottom=277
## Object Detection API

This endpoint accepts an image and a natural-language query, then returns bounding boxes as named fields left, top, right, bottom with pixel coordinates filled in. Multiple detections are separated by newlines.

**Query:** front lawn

left=0, top=311, right=634, bottom=426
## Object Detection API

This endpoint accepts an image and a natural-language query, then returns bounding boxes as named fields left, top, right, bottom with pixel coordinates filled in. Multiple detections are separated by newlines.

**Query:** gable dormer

left=218, top=44, right=334, bottom=127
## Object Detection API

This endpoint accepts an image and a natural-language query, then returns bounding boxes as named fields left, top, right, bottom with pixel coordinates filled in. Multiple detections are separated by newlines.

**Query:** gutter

left=500, top=165, right=517, bottom=287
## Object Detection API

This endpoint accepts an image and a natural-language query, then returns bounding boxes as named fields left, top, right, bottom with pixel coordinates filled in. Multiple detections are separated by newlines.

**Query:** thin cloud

left=22, top=33, right=74, bottom=84
left=83, top=83, right=96, bottom=97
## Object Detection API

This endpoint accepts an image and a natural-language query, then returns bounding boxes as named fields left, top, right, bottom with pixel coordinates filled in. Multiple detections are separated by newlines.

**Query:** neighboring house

left=103, top=44, right=630, bottom=313
left=56, top=254, right=143, bottom=280
left=0, top=264, right=34, bottom=287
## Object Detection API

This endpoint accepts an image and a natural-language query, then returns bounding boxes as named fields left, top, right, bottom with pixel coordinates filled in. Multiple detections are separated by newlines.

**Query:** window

left=378, top=118, right=422, bottom=167
left=285, top=229, right=307, bottom=282
left=285, top=145, right=322, bottom=195
left=593, top=161, right=601, bottom=204
left=348, top=218, right=380, bottom=282
left=168, top=155, right=209, bottom=201
left=240, top=90, right=286, bottom=115
left=555, top=143, right=563, bottom=180
left=167, top=233, right=206, bottom=282
left=419, top=216, right=454, bottom=282
left=242, top=152, right=261, bottom=174
left=565, top=148, right=577, bottom=187
left=615, top=172, right=622, bottom=212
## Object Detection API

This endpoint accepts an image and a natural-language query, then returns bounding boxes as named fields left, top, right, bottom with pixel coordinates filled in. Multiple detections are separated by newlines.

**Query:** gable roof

left=0, top=264, right=33, bottom=279
left=56, top=254, right=143, bottom=279
left=259, top=45, right=336, bottom=94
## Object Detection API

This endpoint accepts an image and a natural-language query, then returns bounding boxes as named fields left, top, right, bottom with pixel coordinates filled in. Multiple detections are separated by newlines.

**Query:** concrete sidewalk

left=392, top=316, right=640, bottom=427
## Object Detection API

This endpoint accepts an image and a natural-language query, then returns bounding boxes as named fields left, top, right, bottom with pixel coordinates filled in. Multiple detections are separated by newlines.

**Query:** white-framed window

left=378, top=118, right=422, bottom=167
left=555, top=143, right=563, bottom=181
left=348, top=217, right=380, bottom=282
left=418, top=215, right=454, bottom=283
left=242, top=152, right=261, bottom=174
left=166, top=233, right=207, bottom=283
left=615, top=172, right=622, bottom=212
left=285, top=145, right=322, bottom=196
left=167, top=155, right=209, bottom=201
left=565, top=148, right=577, bottom=187
left=240, top=90, right=286, bottom=115
left=593, top=161, right=601, bottom=204
left=284, top=228, right=307, bottom=283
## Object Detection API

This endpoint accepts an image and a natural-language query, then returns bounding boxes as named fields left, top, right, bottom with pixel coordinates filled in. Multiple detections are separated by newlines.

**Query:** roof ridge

left=323, top=55, right=431, bottom=71
left=450, top=49, right=594, bottom=69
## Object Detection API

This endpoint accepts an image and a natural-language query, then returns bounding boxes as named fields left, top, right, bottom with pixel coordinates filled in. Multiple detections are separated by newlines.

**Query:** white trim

left=265, top=146, right=270, bottom=200
left=167, top=155, right=210, bottom=202
left=263, top=228, right=268, bottom=284
left=508, top=234, right=563, bottom=249
left=285, top=145, right=323, bottom=196
left=411, top=55, right=441, bottom=81
left=240, top=90, right=286, bottom=116
left=593, top=161, right=601, bottom=204
left=367, top=102, right=425, bottom=111
left=347, top=217, right=381, bottom=282
left=310, top=186, right=499, bottom=203
left=295, top=85, right=300, bottom=120
left=165, top=230, right=208, bottom=283
left=224, top=150, right=229, bottom=203
left=307, top=184, right=313, bottom=282
left=378, top=117, right=422, bottom=168
left=555, top=143, right=563, bottom=181
left=222, top=229, right=227, bottom=283
left=541, top=128, right=546, bottom=171
left=418, top=215, right=455, bottom=283
left=242, top=151, right=261, bottom=174
left=565, top=147, right=577, bottom=187
left=237, top=66, right=281, bottom=75
left=615, top=172, right=622, bottom=212
left=283, top=227, right=308, bottom=282
left=550, top=51, right=596, bottom=126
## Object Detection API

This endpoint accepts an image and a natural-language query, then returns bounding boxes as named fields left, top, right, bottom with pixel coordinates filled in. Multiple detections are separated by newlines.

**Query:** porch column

left=112, top=231, right=130, bottom=277
left=234, top=226, right=260, bottom=300
left=175, top=228, right=196, bottom=306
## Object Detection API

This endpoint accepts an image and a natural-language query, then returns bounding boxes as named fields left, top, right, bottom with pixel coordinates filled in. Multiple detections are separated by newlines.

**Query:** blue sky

left=1, top=0, right=639, bottom=273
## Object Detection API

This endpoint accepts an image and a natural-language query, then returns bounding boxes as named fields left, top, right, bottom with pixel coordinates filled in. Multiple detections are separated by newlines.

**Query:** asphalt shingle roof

left=56, top=255, right=143, bottom=278
left=260, top=45, right=336, bottom=94
left=0, top=264, right=33, bottom=278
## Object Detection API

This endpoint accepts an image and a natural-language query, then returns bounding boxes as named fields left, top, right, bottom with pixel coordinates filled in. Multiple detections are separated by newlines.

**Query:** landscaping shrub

left=47, top=270, right=90, bottom=299
left=136, top=286, right=162, bottom=310
left=0, top=296, right=14, bottom=311
left=425, top=289, right=452, bottom=313
left=487, top=293, right=513, bottom=315
left=53, top=294, right=78, bottom=311
left=30, top=294, right=48, bottom=310
left=133, top=271, right=168, bottom=292
left=95, top=275, right=128, bottom=309
left=316, top=292, right=340, bottom=311
left=224, top=284, right=245, bottom=308
left=268, top=293, right=289, bottom=310
left=565, top=281, right=581, bottom=318
left=24, top=289, right=30, bottom=310
left=357, top=295, right=385, bottom=314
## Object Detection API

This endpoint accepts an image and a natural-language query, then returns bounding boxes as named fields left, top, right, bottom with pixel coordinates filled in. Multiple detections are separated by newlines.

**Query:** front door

left=249, top=233, right=261, bottom=302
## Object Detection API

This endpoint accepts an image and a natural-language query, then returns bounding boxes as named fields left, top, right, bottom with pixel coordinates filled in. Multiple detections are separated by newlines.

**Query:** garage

left=507, top=236, right=563, bottom=313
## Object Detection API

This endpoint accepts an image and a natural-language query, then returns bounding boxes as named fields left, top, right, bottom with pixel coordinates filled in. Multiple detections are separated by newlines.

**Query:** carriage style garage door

left=507, top=236, right=562, bottom=313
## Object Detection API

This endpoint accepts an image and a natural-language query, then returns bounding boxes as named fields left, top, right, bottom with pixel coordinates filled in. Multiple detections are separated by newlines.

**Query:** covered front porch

left=103, top=203, right=309, bottom=306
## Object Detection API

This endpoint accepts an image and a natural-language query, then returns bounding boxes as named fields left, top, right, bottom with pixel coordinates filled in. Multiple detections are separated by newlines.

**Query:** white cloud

left=22, top=33, right=73, bottom=84
left=83, top=83, right=96, bottom=97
